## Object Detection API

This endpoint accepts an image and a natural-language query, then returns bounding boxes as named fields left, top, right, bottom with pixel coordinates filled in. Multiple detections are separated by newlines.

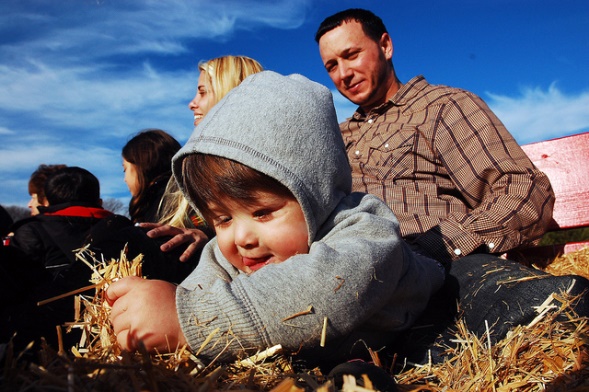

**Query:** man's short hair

left=44, top=166, right=101, bottom=206
left=315, top=8, right=388, bottom=43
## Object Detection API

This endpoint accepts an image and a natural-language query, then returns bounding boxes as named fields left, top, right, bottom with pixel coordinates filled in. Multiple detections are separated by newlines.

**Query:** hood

left=173, top=71, right=351, bottom=244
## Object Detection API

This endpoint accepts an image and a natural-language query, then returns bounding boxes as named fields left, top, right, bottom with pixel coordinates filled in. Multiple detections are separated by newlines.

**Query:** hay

left=1, top=248, right=588, bottom=391
left=394, top=293, right=589, bottom=391
left=542, top=247, right=589, bottom=280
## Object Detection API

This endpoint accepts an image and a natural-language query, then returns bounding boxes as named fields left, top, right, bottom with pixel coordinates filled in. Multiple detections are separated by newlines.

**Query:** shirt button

left=488, top=242, right=495, bottom=250
left=384, top=143, right=389, bottom=148
left=368, top=118, right=374, bottom=124
left=355, top=150, right=360, bottom=156
left=454, top=248, right=462, bottom=256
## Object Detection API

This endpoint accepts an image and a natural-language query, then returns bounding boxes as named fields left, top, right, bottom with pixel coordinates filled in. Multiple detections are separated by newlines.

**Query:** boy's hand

left=106, top=277, right=187, bottom=352
left=138, top=222, right=209, bottom=262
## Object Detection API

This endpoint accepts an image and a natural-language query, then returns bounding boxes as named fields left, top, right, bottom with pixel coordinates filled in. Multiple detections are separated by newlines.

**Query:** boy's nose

left=233, top=221, right=258, bottom=249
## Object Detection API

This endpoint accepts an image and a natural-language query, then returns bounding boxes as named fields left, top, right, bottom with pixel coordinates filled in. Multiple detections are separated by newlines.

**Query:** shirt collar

left=351, top=75, right=428, bottom=121
left=40, top=203, right=112, bottom=219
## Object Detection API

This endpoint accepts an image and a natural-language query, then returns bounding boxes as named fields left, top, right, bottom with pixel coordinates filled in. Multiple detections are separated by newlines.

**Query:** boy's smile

left=242, top=255, right=272, bottom=272
left=210, top=191, right=309, bottom=274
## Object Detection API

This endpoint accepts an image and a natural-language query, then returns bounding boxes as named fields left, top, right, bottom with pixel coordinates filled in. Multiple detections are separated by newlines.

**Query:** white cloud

left=0, top=143, right=127, bottom=206
left=2, top=0, right=587, bottom=212
left=486, top=84, right=589, bottom=144
left=0, top=0, right=313, bottom=208
left=0, top=61, right=194, bottom=137
left=0, top=1, right=310, bottom=63
left=0, top=126, right=15, bottom=135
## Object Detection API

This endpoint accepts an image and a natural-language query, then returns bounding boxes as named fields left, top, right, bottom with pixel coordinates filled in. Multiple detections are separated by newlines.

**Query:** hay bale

left=1, top=248, right=588, bottom=391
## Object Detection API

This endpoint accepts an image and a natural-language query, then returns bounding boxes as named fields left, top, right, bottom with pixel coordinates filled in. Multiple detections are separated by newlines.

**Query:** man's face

left=319, top=20, right=393, bottom=111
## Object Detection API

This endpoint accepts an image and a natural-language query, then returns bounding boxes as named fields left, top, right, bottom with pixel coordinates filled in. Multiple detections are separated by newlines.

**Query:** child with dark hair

left=3, top=166, right=196, bottom=352
left=10, top=167, right=111, bottom=274
left=44, top=166, right=101, bottom=206
left=106, top=72, right=445, bottom=374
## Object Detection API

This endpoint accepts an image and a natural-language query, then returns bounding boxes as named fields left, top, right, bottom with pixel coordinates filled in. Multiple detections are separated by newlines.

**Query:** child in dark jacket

left=3, top=167, right=196, bottom=351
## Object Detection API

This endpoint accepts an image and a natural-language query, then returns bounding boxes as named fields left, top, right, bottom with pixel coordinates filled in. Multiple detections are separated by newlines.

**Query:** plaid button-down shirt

left=341, top=76, right=555, bottom=263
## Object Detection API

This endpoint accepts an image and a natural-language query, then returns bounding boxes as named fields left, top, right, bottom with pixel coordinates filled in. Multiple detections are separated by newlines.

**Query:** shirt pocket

left=364, top=130, right=418, bottom=182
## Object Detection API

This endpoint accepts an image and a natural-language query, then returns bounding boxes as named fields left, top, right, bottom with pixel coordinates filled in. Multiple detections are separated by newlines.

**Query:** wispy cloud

left=486, top=84, right=589, bottom=144
left=1, top=0, right=587, bottom=211
left=1, top=1, right=309, bottom=64
left=1, top=142, right=127, bottom=208
left=0, top=0, right=312, bottom=207
left=0, top=126, right=15, bottom=135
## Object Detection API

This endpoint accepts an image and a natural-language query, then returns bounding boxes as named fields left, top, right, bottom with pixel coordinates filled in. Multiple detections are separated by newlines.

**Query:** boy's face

left=27, top=192, right=46, bottom=215
left=209, top=190, right=309, bottom=274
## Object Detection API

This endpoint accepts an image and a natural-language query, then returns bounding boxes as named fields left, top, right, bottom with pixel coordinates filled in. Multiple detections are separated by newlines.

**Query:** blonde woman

left=141, top=55, right=264, bottom=262
left=190, top=55, right=265, bottom=126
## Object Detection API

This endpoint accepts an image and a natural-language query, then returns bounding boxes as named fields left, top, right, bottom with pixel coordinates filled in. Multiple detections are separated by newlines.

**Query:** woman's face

left=122, top=158, right=140, bottom=197
left=188, top=72, right=216, bottom=126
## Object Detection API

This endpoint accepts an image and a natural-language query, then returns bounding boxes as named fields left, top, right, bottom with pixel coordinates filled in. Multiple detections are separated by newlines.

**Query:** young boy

left=3, top=167, right=194, bottom=351
left=106, top=71, right=445, bottom=367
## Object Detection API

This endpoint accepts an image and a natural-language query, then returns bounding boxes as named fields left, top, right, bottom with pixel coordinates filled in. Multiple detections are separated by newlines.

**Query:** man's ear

left=99, top=198, right=103, bottom=207
left=380, top=32, right=393, bottom=61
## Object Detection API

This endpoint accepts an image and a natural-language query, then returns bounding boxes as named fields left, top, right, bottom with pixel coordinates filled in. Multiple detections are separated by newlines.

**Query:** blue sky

left=1, top=0, right=588, bottom=209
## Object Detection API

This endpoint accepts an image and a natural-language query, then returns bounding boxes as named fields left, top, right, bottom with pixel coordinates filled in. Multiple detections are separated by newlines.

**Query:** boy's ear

left=99, top=198, right=103, bottom=207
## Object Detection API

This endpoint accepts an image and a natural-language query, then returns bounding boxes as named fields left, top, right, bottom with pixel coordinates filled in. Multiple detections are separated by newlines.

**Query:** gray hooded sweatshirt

left=172, top=71, right=444, bottom=363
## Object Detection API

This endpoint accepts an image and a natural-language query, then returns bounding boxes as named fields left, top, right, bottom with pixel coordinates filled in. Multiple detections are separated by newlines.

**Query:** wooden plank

left=521, top=132, right=589, bottom=230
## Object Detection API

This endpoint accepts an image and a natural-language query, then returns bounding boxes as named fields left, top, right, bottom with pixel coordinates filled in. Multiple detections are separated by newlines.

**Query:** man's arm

left=413, top=91, right=555, bottom=261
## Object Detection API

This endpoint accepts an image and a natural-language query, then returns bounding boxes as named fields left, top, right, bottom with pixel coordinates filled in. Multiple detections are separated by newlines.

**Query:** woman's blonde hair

left=157, top=178, right=203, bottom=229
left=157, top=55, right=264, bottom=229
left=198, top=55, right=264, bottom=107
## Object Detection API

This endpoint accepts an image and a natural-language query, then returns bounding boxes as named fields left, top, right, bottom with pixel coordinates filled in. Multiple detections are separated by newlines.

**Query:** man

left=315, top=8, right=589, bottom=362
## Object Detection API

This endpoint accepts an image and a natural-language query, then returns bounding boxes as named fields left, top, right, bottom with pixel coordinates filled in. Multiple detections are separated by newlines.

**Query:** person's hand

left=106, top=277, right=187, bottom=352
left=138, top=222, right=209, bottom=262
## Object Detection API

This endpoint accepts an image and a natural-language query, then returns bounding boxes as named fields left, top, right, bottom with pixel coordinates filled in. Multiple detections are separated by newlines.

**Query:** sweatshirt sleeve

left=176, top=193, right=444, bottom=363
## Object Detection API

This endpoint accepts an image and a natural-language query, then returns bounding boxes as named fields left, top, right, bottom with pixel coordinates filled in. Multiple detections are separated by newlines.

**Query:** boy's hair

left=122, top=129, right=181, bottom=221
left=28, top=164, right=68, bottom=203
left=198, top=56, right=264, bottom=107
left=314, top=8, right=388, bottom=43
left=44, top=166, right=101, bottom=206
left=182, top=153, right=294, bottom=223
